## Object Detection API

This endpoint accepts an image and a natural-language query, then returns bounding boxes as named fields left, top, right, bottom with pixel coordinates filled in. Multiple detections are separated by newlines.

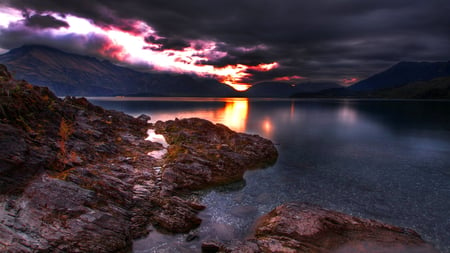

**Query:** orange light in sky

left=0, top=9, right=279, bottom=90
left=215, top=62, right=278, bottom=91
left=341, top=77, right=359, bottom=86
left=274, top=75, right=306, bottom=82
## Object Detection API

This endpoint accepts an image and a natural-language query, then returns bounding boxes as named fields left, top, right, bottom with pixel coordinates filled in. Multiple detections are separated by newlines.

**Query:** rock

left=150, top=196, right=203, bottom=233
left=201, top=241, right=224, bottom=253
left=154, top=118, right=278, bottom=191
left=137, top=114, right=151, bottom=123
left=224, top=202, right=439, bottom=253
left=0, top=64, right=12, bottom=81
left=0, top=65, right=279, bottom=252
left=186, top=232, right=199, bottom=242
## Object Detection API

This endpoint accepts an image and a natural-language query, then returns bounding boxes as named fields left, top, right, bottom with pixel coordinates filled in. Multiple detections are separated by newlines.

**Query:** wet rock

left=154, top=118, right=278, bottom=191
left=151, top=196, right=203, bottom=233
left=186, top=232, right=199, bottom=242
left=137, top=114, right=151, bottom=123
left=0, top=65, right=279, bottom=252
left=201, top=241, right=224, bottom=253
left=224, top=202, right=439, bottom=253
left=0, top=64, right=12, bottom=81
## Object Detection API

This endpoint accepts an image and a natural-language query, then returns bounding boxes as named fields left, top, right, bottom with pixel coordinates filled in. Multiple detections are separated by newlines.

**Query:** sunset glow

left=341, top=77, right=359, bottom=86
left=274, top=75, right=306, bottom=82
left=0, top=9, right=278, bottom=90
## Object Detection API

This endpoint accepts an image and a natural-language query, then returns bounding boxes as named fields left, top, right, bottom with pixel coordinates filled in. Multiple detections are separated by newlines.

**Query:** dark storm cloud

left=144, top=35, right=190, bottom=51
left=23, top=13, right=69, bottom=29
left=2, top=0, right=450, bottom=83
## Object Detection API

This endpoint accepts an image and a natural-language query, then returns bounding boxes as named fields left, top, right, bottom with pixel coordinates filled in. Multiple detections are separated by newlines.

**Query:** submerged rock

left=222, top=202, right=439, bottom=253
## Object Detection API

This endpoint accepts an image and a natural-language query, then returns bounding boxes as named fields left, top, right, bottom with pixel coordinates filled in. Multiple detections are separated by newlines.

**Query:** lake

left=89, top=97, right=450, bottom=253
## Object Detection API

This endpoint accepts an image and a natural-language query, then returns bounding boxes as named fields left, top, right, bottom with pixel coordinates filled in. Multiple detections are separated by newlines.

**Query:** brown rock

left=0, top=64, right=12, bottom=81
left=0, top=65, right=279, bottom=252
left=154, top=118, right=278, bottom=191
left=226, top=202, right=439, bottom=253
left=202, top=241, right=224, bottom=253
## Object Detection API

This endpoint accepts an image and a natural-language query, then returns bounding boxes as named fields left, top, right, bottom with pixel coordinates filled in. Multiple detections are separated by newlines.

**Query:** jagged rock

left=154, top=118, right=278, bottom=191
left=0, top=65, right=278, bottom=252
left=202, top=241, right=224, bottom=253
left=223, top=202, right=439, bottom=253
left=0, top=64, right=12, bottom=81
left=137, top=114, right=151, bottom=123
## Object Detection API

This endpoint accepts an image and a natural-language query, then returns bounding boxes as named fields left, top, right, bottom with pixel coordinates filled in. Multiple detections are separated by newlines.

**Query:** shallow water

left=90, top=98, right=450, bottom=252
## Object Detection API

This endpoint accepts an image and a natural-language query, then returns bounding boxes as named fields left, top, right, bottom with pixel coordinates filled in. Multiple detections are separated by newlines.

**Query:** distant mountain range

left=349, top=61, right=450, bottom=91
left=293, top=61, right=450, bottom=99
left=0, top=45, right=238, bottom=97
left=1, top=45, right=449, bottom=98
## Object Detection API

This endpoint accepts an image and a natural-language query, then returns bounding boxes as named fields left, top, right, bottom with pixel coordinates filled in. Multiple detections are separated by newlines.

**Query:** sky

left=0, top=0, right=449, bottom=91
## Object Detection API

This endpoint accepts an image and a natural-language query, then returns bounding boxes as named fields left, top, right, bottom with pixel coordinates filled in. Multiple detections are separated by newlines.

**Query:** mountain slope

left=349, top=61, right=450, bottom=91
left=0, top=45, right=238, bottom=97
left=375, top=76, right=450, bottom=99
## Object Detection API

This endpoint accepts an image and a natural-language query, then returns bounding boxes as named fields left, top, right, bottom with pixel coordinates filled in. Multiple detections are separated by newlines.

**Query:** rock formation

left=154, top=118, right=278, bottom=193
left=0, top=64, right=278, bottom=252
left=213, top=202, right=438, bottom=253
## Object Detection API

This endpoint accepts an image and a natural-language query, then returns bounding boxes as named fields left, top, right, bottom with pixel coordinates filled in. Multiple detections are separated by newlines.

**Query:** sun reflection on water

left=219, top=98, right=248, bottom=132
left=140, top=97, right=249, bottom=132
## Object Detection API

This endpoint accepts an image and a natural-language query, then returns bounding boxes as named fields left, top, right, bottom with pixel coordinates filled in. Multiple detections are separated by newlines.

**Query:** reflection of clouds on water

left=261, top=118, right=274, bottom=139
left=146, top=129, right=168, bottom=147
left=338, top=104, right=358, bottom=125
left=146, top=129, right=169, bottom=159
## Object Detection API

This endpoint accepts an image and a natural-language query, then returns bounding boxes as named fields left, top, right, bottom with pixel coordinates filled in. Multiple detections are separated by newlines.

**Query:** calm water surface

left=90, top=98, right=450, bottom=253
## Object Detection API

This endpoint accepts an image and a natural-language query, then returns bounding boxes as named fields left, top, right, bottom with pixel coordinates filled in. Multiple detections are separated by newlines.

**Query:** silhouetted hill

left=349, top=61, right=450, bottom=91
left=375, top=76, right=450, bottom=99
left=246, top=81, right=341, bottom=97
left=0, top=45, right=238, bottom=97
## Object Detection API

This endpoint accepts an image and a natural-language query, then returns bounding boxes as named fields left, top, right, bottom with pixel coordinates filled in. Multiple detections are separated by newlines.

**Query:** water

left=89, top=97, right=450, bottom=252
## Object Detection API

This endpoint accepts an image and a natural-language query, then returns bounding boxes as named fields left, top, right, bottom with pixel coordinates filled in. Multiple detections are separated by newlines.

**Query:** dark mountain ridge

left=349, top=61, right=450, bottom=91
left=2, top=45, right=449, bottom=98
left=0, top=45, right=238, bottom=97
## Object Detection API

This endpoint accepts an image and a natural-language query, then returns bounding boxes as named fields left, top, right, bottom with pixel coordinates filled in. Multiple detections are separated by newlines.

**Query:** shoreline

left=0, top=64, right=440, bottom=252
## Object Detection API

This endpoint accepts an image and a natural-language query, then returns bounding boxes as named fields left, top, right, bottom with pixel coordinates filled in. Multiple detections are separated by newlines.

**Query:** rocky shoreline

left=0, top=64, right=278, bottom=252
left=211, top=202, right=439, bottom=252
left=0, top=64, right=438, bottom=252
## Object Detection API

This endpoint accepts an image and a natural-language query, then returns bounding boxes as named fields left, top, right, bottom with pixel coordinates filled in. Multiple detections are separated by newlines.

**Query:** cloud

left=0, top=18, right=123, bottom=62
left=1, top=0, right=449, bottom=84
left=144, top=35, right=190, bottom=51
left=24, top=13, right=69, bottom=29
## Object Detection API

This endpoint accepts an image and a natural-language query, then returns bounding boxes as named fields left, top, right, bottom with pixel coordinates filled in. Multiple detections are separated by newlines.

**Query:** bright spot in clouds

left=273, top=75, right=306, bottom=82
left=341, top=77, right=359, bottom=86
left=0, top=8, right=278, bottom=91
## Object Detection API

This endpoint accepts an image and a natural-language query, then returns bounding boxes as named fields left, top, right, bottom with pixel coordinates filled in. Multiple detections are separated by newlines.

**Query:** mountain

left=349, top=61, right=450, bottom=91
left=374, top=76, right=450, bottom=99
left=0, top=45, right=238, bottom=97
left=246, top=81, right=342, bottom=97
